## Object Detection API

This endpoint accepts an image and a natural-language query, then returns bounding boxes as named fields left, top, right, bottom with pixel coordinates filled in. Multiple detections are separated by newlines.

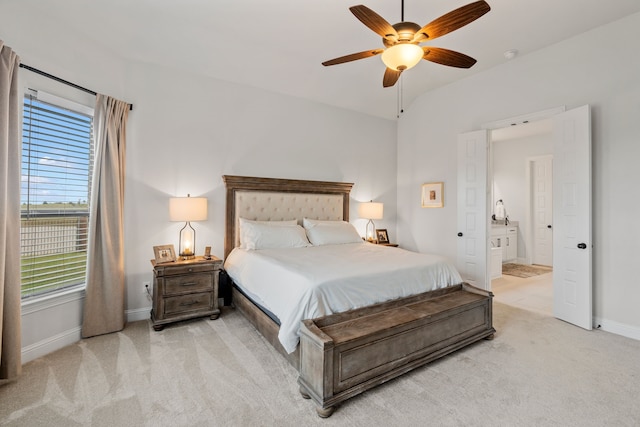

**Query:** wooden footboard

left=297, top=283, right=495, bottom=417
left=231, top=286, right=300, bottom=369
left=232, top=282, right=494, bottom=417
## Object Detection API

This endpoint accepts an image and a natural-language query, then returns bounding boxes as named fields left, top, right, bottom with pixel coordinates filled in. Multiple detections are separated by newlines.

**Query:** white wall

left=123, top=61, right=398, bottom=314
left=492, top=131, right=553, bottom=259
left=2, top=20, right=397, bottom=361
left=398, top=12, right=640, bottom=337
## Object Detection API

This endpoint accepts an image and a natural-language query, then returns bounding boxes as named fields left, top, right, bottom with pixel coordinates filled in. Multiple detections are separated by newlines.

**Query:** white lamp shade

left=169, top=196, right=208, bottom=222
left=381, top=44, right=423, bottom=71
left=358, top=201, right=384, bottom=220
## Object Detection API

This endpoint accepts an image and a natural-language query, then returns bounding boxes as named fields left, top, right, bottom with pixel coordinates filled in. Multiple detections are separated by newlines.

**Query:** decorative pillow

left=303, top=218, right=363, bottom=246
left=239, top=218, right=310, bottom=250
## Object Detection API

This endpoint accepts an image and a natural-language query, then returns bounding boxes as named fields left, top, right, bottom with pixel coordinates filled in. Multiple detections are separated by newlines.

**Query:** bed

left=222, top=175, right=495, bottom=417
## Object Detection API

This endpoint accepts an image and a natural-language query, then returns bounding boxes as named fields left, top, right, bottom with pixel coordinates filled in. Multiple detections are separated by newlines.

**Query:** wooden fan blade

left=413, top=0, right=490, bottom=42
left=350, top=5, right=398, bottom=42
left=383, top=68, right=402, bottom=87
left=422, top=47, right=477, bottom=68
left=322, top=49, right=384, bottom=66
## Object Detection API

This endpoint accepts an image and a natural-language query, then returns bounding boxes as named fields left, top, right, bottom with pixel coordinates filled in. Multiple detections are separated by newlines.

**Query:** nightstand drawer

left=156, top=263, right=218, bottom=276
left=164, top=272, right=213, bottom=295
left=164, top=292, right=213, bottom=316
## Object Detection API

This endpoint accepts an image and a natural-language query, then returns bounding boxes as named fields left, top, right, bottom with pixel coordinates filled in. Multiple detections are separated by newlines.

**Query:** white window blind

left=20, top=90, right=94, bottom=298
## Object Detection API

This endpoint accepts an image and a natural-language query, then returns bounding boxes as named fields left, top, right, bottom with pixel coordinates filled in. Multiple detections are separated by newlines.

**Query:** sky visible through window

left=21, top=97, right=93, bottom=209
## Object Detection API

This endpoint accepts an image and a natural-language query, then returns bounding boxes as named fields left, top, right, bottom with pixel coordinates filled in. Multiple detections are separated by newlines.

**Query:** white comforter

left=224, top=243, right=462, bottom=353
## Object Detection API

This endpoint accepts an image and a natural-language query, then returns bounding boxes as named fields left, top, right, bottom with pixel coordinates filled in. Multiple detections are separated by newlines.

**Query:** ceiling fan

left=322, top=0, right=491, bottom=87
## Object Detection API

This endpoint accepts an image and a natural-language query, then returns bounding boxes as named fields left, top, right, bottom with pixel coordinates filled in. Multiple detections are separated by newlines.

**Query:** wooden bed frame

left=223, top=175, right=495, bottom=417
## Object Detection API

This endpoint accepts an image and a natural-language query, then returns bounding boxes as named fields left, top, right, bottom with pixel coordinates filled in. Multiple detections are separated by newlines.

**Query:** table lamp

left=169, top=194, right=208, bottom=260
left=358, top=201, right=383, bottom=242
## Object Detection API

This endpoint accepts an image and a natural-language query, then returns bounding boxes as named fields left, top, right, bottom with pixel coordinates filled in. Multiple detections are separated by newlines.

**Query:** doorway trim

left=482, top=106, right=566, bottom=130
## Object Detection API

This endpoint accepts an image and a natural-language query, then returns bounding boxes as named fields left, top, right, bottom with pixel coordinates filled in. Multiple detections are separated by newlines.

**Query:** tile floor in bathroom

left=491, top=270, right=553, bottom=316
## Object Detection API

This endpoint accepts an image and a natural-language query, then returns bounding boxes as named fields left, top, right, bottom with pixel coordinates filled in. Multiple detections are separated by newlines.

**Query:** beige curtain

left=0, top=41, right=22, bottom=380
left=81, top=94, right=128, bottom=338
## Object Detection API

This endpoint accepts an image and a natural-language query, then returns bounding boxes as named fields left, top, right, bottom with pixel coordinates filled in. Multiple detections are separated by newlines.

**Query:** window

left=20, top=90, right=94, bottom=299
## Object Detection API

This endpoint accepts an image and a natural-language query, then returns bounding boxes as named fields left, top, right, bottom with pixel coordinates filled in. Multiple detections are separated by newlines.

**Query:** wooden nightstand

left=150, top=256, right=222, bottom=331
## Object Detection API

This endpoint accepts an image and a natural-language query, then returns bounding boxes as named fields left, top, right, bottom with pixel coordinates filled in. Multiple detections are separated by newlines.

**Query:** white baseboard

left=22, top=326, right=82, bottom=364
left=127, top=306, right=151, bottom=323
left=21, top=308, right=152, bottom=365
left=594, top=317, right=640, bottom=341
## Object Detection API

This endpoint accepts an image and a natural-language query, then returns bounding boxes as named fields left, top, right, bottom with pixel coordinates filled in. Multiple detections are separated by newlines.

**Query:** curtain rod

left=19, top=63, right=133, bottom=111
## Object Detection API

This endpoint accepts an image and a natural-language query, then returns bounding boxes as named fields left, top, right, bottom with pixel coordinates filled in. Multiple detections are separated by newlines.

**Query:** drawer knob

left=188, top=268, right=193, bottom=272
left=181, top=282, right=197, bottom=287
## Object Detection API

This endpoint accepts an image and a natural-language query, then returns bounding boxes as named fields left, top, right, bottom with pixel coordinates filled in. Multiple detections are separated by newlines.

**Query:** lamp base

left=365, top=219, right=376, bottom=243
left=178, top=221, right=196, bottom=261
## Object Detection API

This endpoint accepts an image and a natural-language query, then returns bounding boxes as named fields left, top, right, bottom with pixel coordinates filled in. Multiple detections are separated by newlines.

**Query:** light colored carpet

left=502, top=263, right=553, bottom=278
left=1, top=303, right=639, bottom=426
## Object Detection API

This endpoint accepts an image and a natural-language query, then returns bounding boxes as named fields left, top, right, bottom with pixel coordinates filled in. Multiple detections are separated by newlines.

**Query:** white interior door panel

left=552, top=105, right=592, bottom=329
left=457, top=130, right=489, bottom=290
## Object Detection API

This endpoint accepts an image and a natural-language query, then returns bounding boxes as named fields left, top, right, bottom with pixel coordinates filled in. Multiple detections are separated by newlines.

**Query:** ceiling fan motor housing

left=383, top=22, right=423, bottom=47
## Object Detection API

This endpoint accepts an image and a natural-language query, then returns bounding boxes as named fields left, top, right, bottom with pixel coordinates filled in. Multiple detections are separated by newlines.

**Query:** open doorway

left=489, top=118, right=554, bottom=314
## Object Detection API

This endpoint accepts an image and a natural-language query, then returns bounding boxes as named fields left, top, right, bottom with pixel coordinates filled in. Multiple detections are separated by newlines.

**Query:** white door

left=552, top=105, right=592, bottom=330
left=532, top=156, right=553, bottom=266
left=457, top=130, right=489, bottom=290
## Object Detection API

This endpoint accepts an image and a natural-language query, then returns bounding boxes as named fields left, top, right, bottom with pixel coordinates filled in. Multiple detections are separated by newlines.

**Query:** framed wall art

left=153, top=244, right=177, bottom=264
left=421, top=182, right=444, bottom=208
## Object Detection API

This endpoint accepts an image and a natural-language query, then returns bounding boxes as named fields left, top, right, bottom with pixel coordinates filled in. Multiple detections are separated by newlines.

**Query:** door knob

left=457, top=232, right=463, bottom=237
left=577, top=243, right=587, bottom=249
left=547, top=225, right=552, bottom=229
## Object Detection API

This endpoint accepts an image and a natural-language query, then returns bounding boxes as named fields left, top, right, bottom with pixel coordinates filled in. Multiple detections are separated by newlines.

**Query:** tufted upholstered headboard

left=222, top=175, right=354, bottom=259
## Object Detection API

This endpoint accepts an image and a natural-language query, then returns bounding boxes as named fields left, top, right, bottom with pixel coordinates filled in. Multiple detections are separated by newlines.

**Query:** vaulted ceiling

left=5, top=0, right=640, bottom=119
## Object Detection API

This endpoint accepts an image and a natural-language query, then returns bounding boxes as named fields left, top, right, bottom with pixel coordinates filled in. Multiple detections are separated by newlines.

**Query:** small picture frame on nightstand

left=153, top=244, right=176, bottom=264
left=204, top=246, right=212, bottom=260
left=376, top=229, right=389, bottom=244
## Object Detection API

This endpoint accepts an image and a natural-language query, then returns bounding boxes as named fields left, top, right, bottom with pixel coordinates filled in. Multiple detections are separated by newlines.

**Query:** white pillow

left=239, top=219, right=310, bottom=250
left=302, top=218, right=346, bottom=229
left=239, top=218, right=297, bottom=248
left=303, top=218, right=363, bottom=246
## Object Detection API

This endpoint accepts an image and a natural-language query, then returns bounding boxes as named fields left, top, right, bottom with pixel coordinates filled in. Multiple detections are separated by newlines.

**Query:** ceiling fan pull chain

left=401, top=77, right=404, bottom=115
left=397, top=81, right=400, bottom=118
left=400, top=75, right=404, bottom=114
left=397, top=75, right=405, bottom=118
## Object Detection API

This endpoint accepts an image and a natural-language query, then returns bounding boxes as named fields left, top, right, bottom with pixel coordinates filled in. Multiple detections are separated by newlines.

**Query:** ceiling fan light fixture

left=381, top=44, right=423, bottom=71
left=324, top=2, right=491, bottom=87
